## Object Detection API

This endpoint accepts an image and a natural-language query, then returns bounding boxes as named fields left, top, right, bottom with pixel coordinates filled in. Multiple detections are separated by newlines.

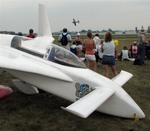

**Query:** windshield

left=44, top=44, right=86, bottom=68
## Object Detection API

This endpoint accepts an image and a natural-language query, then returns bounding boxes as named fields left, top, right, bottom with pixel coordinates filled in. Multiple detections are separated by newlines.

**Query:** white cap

left=77, top=32, right=80, bottom=36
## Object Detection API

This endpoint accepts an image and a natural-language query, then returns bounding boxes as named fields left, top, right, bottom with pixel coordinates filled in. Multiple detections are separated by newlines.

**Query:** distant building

left=124, top=30, right=136, bottom=35
left=114, top=31, right=123, bottom=35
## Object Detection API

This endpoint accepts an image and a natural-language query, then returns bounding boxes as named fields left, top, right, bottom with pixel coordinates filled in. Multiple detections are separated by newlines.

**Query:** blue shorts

left=102, top=55, right=115, bottom=65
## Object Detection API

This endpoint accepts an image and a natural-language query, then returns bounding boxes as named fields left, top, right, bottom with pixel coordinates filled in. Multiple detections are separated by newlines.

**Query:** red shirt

left=27, top=34, right=35, bottom=38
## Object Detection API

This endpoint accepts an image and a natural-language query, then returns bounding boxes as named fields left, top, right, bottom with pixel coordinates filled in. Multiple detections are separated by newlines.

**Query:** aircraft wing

left=0, top=49, right=72, bottom=82
left=21, top=36, right=53, bottom=55
left=112, top=70, right=133, bottom=86
left=62, top=87, right=115, bottom=118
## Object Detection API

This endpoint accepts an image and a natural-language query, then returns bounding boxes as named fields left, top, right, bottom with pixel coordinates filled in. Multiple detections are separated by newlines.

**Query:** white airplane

left=0, top=4, right=145, bottom=119
left=72, top=18, right=80, bottom=26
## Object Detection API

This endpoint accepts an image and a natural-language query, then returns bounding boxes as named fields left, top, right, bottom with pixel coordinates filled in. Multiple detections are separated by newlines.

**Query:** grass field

left=0, top=35, right=150, bottom=131
left=0, top=60, right=150, bottom=131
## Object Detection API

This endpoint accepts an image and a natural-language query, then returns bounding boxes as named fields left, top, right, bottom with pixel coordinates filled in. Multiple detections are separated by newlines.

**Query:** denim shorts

left=102, top=55, right=115, bottom=65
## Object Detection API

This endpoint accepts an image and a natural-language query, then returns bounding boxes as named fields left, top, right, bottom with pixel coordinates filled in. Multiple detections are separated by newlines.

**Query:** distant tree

left=108, top=28, right=115, bottom=34
left=92, top=30, right=100, bottom=34
left=18, top=32, right=23, bottom=36
left=87, top=29, right=92, bottom=32
left=95, top=30, right=100, bottom=33
left=101, top=29, right=107, bottom=33
left=80, top=29, right=87, bottom=33
left=9, top=31, right=15, bottom=35
left=108, top=28, right=113, bottom=32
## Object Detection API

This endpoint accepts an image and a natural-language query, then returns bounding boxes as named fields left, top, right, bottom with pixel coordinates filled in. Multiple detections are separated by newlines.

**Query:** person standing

left=26, top=29, right=36, bottom=38
left=102, top=32, right=117, bottom=78
left=58, top=28, right=72, bottom=50
left=74, top=32, right=83, bottom=57
left=70, top=41, right=77, bottom=55
left=129, top=41, right=138, bottom=58
left=93, top=34, right=101, bottom=63
left=83, top=31, right=97, bottom=71
left=134, top=32, right=146, bottom=65
left=97, top=40, right=103, bottom=61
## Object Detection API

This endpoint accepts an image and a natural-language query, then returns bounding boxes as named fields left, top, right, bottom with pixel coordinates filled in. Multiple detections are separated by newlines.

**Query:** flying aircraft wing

left=0, top=48, right=72, bottom=82
left=62, top=87, right=115, bottom=118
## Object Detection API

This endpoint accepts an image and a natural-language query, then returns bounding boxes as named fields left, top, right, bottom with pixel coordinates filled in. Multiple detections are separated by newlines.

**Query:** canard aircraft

left=0, top=4, right=145, bottom=119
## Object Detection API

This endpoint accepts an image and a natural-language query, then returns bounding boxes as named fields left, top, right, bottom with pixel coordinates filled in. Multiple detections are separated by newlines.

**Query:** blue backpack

left=61, top=33, right=68, bottom=46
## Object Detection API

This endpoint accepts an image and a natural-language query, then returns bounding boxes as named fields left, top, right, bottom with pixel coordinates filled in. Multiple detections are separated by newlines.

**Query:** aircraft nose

left=121, top=97, right=145, bottom=119
left=133, top=107, right=145, bottom=119
left=125, top=95, right=145, bottom=119
left=97, top=93, right=146, bottom=119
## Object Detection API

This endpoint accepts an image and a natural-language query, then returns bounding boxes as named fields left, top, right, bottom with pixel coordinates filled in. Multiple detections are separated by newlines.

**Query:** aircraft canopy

left=44, top=44, right=86, bottom=68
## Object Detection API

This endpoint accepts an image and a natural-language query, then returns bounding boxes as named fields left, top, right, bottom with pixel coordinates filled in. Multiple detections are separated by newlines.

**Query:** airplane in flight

left=0, top=4, right=145, bottom=119
left=72, top=18, right=80, bottom=26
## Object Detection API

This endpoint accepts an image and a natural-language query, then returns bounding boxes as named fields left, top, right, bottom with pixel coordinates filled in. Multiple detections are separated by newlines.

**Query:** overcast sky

left=0, top=0, right=150, bottom=33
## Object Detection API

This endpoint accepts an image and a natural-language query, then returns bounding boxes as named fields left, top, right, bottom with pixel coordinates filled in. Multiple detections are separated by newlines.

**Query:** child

left=70, top=41, right=77, bottom=55
left=121, top=46, right=130, bottom=61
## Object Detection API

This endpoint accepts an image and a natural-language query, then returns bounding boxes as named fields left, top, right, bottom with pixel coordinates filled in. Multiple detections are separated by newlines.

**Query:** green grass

left=0, top=60, right=150, bottom=131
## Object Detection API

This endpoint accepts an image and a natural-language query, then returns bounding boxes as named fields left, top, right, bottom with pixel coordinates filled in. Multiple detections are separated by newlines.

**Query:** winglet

left=38, top=4, right=53, bottom=38
left=112, top=70, right=133, bottom=87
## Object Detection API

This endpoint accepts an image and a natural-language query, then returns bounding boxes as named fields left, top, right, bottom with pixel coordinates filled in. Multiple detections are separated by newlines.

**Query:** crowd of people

left=119, top=32, right=147, bottom=66
left=58, top=28, right=149, bottom=78
left=26, top=27, right=149, bottom=78
left=58, top=28, right=118, bottom=78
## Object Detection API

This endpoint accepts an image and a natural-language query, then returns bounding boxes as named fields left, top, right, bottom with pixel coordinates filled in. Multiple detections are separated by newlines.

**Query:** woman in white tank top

left=102, top=32, right=117, bottom=78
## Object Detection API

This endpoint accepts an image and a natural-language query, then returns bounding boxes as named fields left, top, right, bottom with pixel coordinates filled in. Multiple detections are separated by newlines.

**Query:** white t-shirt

left=97, top=44, right=103, bottom=58
left=121, top=50, right=129, bottom=60
left=103, top=41, right=115, bottom=56
left=93, top=36, right=101, bottom=51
